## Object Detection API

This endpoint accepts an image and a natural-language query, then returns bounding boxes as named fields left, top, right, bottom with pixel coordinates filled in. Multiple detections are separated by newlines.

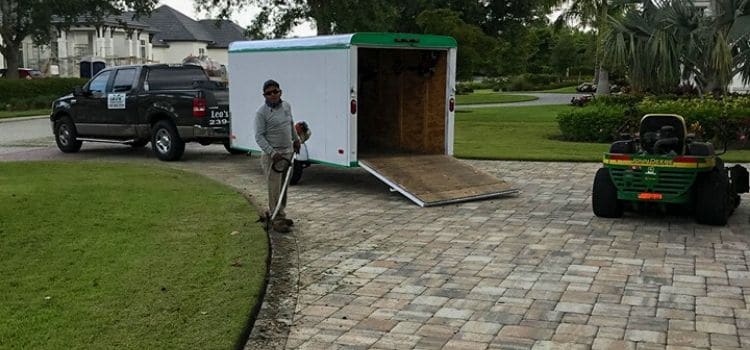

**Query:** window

left=112, top=68, right=137, bottom=92
left=198, top=48, right=205, bottom=56
left=146, top=67, right=208, bottom=90
left=87, top=71, right=111, bottom=94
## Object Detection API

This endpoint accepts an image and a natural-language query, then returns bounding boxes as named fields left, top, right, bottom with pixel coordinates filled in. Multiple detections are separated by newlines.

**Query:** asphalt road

left=457, top=92, right=586, bottom=109
left=0, top=116, right=53, bottom=146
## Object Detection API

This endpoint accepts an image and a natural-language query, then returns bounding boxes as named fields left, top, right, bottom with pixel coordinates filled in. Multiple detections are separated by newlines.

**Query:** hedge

left=557, top=95, right=750, bottom=145
left=0, top=78, right=88, bottom=110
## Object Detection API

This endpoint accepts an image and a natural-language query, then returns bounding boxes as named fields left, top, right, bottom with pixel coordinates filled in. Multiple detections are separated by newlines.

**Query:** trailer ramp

left=359, top=154, right=518, bottom=207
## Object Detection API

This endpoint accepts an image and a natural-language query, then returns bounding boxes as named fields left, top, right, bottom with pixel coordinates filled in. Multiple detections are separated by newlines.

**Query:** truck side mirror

left=74, top=86, right=85, bottom=96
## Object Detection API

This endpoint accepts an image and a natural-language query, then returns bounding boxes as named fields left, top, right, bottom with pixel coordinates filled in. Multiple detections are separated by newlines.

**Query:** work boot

left=275, top=214, right=294, bottom=226
left=272, top=221, right=291, bottom=233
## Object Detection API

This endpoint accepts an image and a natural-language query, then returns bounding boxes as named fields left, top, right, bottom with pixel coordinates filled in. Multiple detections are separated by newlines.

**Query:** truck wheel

left=592, top=168, right=623, bottom=218
left=223, top=141, right=245, bottom=155
left=290, top=160, right=304, bottom=185
left=54, top=116, right=82, bottom=153
left=151, top=120, right=185, bottom=161
left=694, top=165, right=731, bottom=226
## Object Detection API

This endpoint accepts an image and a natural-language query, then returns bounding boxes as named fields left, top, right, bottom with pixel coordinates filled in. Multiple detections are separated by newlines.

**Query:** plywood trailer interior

left=357, top=48, right=448, bottom=156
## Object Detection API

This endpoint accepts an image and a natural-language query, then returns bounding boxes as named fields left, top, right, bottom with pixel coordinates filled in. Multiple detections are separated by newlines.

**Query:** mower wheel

left=694, top=164, right=731, bottom=226
left=593, top=168, right=623, bottom=218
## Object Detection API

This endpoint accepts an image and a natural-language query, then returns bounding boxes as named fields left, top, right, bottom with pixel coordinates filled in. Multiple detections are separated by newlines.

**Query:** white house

left=0, top=5, right=246, bottom=77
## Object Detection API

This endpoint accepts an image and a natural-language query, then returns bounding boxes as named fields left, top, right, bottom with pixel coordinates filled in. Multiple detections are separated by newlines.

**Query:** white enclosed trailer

left=229, top=33, right=516, bottom=206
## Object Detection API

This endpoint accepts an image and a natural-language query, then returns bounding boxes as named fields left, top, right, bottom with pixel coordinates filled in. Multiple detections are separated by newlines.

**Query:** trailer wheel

left=223, top=141, right=245, bottom=155
left=592, top=168, right=623, bottom=218
left=694, top=162, right=731, bottom=226
left=129, top=139, right=149, bottom=148
left=290, top=160, right=304, bottom=185
left=54, top=116, right=83, bottom=153
left=151, top=120, right=185, bottom=161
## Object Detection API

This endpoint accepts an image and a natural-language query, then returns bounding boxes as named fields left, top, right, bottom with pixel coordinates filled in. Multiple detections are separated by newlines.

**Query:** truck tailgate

left=204, top=89, right=230, bottom=127
left=358, top=154, right=518, bottom=207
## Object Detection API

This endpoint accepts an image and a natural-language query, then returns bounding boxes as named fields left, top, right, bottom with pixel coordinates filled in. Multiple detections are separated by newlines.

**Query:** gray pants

left=261, top=152, right=292, bottom=221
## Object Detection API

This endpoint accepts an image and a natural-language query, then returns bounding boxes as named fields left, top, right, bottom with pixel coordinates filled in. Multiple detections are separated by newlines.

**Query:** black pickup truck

left=50, top=64, right=240, bottom=161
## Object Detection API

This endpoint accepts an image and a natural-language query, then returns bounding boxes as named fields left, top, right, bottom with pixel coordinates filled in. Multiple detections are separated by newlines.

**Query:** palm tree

left=551, top=0, right=636, bottom=95
left=603, top=0, right=750, bottom=95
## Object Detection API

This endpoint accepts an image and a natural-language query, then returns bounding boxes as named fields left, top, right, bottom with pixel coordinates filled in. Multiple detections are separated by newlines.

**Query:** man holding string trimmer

left=255, top=79, right=300, bottom=233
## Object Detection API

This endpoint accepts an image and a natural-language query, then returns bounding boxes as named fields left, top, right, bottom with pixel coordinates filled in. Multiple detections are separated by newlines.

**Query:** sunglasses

left=263, top=89, right=281, bottom=96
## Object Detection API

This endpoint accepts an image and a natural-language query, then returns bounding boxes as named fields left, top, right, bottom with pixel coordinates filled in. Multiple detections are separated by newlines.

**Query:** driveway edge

left=242, top=195, right=300, bottom=350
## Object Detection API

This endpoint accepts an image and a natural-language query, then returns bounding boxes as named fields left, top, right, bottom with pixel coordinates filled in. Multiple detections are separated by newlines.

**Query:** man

left=255, top=80, right=300, bottom=233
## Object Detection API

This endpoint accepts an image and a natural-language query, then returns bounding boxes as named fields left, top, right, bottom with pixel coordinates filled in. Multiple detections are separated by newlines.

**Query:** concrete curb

left=0, top=115, right=49, bottom=123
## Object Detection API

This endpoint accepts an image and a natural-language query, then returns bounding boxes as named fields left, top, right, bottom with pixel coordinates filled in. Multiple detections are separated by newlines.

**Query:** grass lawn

left=456, top=90, right=538, bottom=105
left=454, top=105, right=750, bottom=162
left=0, top=162, right=267, bottom=350
left=0, top=109, right=50, bottom=119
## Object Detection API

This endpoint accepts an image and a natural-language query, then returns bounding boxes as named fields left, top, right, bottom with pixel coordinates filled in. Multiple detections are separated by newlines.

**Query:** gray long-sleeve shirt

left=254, top=100, right=300, bottom=156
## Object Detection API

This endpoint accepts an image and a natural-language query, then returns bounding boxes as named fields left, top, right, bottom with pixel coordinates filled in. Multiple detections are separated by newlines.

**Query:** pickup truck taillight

left=193, top=97, right=207, bottom=118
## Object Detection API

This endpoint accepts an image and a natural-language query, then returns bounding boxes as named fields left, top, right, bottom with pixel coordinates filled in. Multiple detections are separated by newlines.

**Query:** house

left=0, top=5, right=247, bottom=77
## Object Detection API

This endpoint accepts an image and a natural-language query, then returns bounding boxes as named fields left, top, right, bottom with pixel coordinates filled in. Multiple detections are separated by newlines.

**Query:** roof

left=136, top=6, right=247, bottom=48
left=198, top=20, right=247, bottom=48
left=139, top=5, right=214, bottom=45
left=52, top=13, right=155, bottom=31
left=229, top=33, right=457, bottom=53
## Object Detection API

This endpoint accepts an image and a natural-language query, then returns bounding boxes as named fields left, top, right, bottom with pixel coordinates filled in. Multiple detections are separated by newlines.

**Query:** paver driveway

left=2, top=144, right=750, bottom=350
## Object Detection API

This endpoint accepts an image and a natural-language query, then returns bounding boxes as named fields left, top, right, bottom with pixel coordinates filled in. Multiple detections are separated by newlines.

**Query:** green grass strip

left=0, top=109, right=50, bottom=119
left=0, top=162, right=267, bottom=350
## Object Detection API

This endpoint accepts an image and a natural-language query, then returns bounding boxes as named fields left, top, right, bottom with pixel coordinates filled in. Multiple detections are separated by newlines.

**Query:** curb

left=0, top=115, right=49, bottom=123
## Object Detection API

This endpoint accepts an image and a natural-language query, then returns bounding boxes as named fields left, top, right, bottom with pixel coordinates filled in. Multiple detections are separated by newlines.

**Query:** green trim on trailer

left=231, top=145, right=354, bottom=168
left=351, top=33, right=457, bottom=48
left=229, top=32, right=457, bottom=54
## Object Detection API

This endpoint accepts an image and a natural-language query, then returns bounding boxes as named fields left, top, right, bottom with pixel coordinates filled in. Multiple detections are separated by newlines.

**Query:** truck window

left=146, top=67, right=208, bottom=90
left=112, top=68, right=137, bottom=92
left=88, top=71, right=112, bottom=94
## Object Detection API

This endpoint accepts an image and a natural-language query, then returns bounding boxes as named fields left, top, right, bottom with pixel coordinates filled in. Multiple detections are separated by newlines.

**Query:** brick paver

left=3, top=144, right=750, bottom=349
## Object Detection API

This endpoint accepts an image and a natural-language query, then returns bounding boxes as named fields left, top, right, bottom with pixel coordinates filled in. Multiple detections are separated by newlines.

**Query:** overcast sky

left=159, top=0, right=317, bottom=37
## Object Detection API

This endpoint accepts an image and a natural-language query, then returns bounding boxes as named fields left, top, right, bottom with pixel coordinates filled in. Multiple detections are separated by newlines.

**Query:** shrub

left=557, top=104, right=631, bottom=142
left=504, top=73, right=581, bottom=91
left=0, top=78, right=88, bottom=106
left=558, top=95, right=750, bottom=145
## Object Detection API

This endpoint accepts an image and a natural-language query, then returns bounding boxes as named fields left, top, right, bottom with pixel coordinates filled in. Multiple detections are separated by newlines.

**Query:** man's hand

left=272, top=153, right=284, bottom=162
left=293, top=140, right=301, bottom=154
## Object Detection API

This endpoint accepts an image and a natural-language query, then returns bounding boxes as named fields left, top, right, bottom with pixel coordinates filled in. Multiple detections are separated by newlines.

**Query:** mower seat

left=640, top=114, right=687, bottom=155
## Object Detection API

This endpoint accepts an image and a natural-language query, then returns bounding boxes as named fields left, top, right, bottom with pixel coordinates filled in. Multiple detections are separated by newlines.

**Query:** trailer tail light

left=673, top=156, right=698, bottom=163
left=638, top=192, right=663, bottom=200
left=350, top=99, right=357, bottom=114
left=609, top=154, right=632, bottom=161
left=193, top=97, right=207, bottom=118
left=449, top=97, right=455, bottom=112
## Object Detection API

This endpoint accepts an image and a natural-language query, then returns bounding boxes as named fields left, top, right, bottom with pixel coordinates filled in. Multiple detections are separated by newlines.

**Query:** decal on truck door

left=107, top=93, right=126, bottom=109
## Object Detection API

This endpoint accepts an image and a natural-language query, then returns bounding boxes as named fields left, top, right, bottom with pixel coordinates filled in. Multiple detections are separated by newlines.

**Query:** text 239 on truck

left=51, top=64, right=242, bottom=161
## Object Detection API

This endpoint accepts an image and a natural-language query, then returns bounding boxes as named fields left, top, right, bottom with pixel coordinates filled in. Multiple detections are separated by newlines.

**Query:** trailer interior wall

left=357, top=48, right=448, bottom=155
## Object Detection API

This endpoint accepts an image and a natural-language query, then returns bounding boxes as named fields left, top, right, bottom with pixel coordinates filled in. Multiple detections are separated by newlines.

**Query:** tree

left=0, top=0, right=156, bottom=79
left=603, top=0, right=750, bottom=95
left=416, top=9, right=498, bottom=80
left=551, top=0, right=635, bottom=95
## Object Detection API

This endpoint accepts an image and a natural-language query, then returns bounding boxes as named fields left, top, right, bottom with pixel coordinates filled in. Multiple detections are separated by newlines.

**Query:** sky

left=159, top=0, right=317, bottom=37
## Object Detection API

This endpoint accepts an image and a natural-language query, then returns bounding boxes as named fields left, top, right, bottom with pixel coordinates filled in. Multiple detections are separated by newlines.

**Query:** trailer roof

left=229, top=32, right=457, bottom=53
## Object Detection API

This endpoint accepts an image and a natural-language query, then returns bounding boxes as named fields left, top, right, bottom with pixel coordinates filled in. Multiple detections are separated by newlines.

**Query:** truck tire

left=151, top=120, right=185, bottom=161
left=290, top=160, right=304, bottom=185
left=223, top=141, right=245, bottom=155
left=694, top=163, right=731, bottom=226
left=54, top=116, right=82, bottom=153
left=592, top=168, right=623, bottom=218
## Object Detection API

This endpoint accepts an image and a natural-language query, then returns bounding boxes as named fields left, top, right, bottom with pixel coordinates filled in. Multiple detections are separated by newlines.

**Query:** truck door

left=73, top=70, right=112, bottom=136
left=103, top=67, right=139, bottom=138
